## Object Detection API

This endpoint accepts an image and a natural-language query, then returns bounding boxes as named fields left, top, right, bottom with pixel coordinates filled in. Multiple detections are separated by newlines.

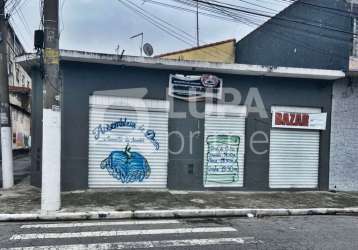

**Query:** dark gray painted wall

left=31, top=61, right=333, bottom=191
left=30, top=68, right=43, bottom=188
left=236, top=0, right=352, bottom=71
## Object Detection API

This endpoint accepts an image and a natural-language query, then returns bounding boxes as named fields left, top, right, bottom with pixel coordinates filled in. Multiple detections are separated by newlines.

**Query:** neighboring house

left=330, top=67, right=358, bottom=191
left=6, top=24, right=32, bottom=151
left=157, top=39, right=236, bottom=64
left=0, top=24, right=31, bottom=186
left=234, top=0, right=358, bottom=191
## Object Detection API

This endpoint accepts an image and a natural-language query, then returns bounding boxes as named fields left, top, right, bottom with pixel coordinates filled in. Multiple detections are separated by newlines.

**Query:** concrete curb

left=0, top=208, right=357, bottom=222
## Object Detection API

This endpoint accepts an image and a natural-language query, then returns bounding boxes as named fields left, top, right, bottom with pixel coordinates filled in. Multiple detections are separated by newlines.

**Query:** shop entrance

left=88, top=95, right=169, bottom=188
left=269, top=106, right=325, bottom=189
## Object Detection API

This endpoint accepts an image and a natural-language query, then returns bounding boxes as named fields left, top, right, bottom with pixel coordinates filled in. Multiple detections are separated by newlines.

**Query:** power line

left=172, top=0, right=353, bottom=41
left=152, top=0, right=351, bottom=60
left=174, top=0, right=276, bottom=24
left=272, top=0, right=357, bottom=17
left=2, top=0, right=34, bottom=52
left=236, top=0, right=279, bottom=13
left=59, top=0, right=67, bottom=36
left=191, top=0, right=340, bottom=29
left=129, top=0, right=200, bottom=44
left=134, top=0, right=353, bottom=62
left=121, top=0, right=235, bottom=59
left=14, top=7, right=32, bottom=37
left=196, top=0, right=199, bottom=46
left=190, top=0, right=355, bottom=37
left=9, top=16, right=31, bottom=51
left=172, top=0, right=267, bottom=31
left=196, top=0, right=265, bottom=27
left=7, top=0, right=21, bottom=16
left=195, top=0, right=353, bottom=44
left=126, top=0, right=227, bottom=58
left=143, top=0, right=244, bottom=23
left=198, top=0, right=345, bottom=26
left=17, top=0, right=28, bottom=10
left=177, top=0, right=275, bottom=16
left=120, top=1, right=195, bottom=47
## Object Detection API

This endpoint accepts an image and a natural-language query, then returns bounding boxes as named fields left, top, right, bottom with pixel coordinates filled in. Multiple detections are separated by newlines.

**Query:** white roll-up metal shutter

left=269, top=107, right=321, bottom=189
left=203, top=104, right=247, bottom=187
left=88, top=95, right=169, bottom=188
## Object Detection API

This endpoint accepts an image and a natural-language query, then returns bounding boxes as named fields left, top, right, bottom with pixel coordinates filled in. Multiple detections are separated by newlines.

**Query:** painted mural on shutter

left=203, top=104, right=247, bottom=187
left=88, top=96, right=169, bottom=188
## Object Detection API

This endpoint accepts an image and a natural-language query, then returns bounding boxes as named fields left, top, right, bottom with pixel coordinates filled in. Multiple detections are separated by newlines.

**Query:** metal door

left=203, top=104, right=247, bottom=187
left=88, top=95, right=169, bottom=188
left=269, top=105, right=322, bottom=189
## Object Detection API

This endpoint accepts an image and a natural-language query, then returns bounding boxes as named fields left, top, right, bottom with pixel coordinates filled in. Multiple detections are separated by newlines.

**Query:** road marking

left=11, top=227, right=237, bottom=240
left=2, top=237, right=256, bottom=250
left=20, top=219, right=181, bottom=229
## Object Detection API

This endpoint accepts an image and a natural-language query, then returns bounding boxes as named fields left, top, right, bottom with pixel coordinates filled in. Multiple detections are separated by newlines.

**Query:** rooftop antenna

left=130, top=32, right=144, bottom=56
left=115, top=44, right=120, bottom=55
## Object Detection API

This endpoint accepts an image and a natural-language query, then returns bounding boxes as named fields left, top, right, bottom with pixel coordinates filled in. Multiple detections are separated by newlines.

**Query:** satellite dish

left=143, top=43, right=154, bottom=57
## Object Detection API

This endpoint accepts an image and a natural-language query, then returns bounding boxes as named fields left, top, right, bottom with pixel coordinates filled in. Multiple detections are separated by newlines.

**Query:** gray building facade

left=21, top=0, right=357, bottom=192
left=23, top=51, right=342, bottom=191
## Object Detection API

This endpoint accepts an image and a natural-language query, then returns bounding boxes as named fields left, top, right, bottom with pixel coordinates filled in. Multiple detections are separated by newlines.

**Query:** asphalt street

left=0, top=215, right=357, bottom=249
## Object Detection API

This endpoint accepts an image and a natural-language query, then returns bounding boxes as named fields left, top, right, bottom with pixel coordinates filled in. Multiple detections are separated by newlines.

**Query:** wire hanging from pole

left=196, top=0, right=199, bottom=47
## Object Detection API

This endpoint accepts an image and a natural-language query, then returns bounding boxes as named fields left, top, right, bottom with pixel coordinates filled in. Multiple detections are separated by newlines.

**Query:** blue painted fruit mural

left=100, top=145, right=151, bottom=183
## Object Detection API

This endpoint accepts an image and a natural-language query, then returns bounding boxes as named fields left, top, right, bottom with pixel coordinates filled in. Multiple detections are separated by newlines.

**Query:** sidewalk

left=0, top=153, right=30, bottom=187
left=1, top=178, right=358, bottom=216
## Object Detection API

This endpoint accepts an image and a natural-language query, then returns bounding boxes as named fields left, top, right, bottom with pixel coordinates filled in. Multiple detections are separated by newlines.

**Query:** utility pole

left=41, top=0, right=61, bottom=212
left=196, top=0, right=199, bottom=47
left=0, top=0, right=14, bottom=189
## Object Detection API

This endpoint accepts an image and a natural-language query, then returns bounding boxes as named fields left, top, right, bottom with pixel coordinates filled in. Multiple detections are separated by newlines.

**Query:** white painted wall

left=41, top=109, right=61, bottom=212
left=1, top=127, right=14, bottom=188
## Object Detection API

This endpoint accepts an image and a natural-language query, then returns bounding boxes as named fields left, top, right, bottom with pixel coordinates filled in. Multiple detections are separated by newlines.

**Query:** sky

left=10, top=0, right=290, bottom=56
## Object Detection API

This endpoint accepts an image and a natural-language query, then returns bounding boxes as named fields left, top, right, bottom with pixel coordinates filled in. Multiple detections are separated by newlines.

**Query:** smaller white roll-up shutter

left=88, top=96, right=169, bottom=188
left=269, top=107, right=321, bottom=189
left=204, top=104, right=247, bottom=187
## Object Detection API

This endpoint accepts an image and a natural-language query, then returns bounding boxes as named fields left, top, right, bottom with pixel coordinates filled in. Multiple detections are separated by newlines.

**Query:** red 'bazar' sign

left=275, top=112, right=310, bottom=127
